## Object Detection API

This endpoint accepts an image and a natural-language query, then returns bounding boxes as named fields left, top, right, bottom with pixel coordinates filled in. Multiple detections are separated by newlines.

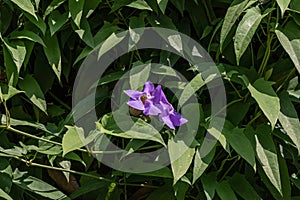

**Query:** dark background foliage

left=0, top=0, right=300, bottom=199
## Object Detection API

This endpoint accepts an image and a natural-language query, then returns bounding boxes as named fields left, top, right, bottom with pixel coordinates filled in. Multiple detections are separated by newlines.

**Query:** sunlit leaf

left=255, top=125, right=282, bottom=195
left=220, top=0, right=250, bottom=51
left=234, top=7, right=263, bottom=65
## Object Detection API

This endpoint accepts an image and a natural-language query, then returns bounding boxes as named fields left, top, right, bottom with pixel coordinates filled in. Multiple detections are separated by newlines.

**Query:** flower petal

left=143, top=100, right=161, bottom=115
left=142, top=82, right=155, bottom=94
left=124, top=90, right=143, bottom=99
left=127, top=99, right=144, bottom=110
left=161, top=114, right=175, bottom=129
left=170, top=112, right=188, bottom=126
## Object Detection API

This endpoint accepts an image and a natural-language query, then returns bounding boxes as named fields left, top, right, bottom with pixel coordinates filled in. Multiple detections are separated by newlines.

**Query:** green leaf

left=275, top=23, right=300, bottom=74
left=44, top=0, right=66, bottom=16
left=192, top=144, right=215, bottom=184
left=84, top=0, right=102, bottom=18
left=127, top=0, right=153, bottom=10
left=170, top=0, right=185, bottom=16
left=0, top=114, right=52, bottom=134
left=224, top=127, right=256, bottom=169
left=24, top=13, right=47, bottom=35
left=48, top=11, right=69, bottom=36
left=220, top=0, right=250, bottom=51
left=0, top=6, right=13, bottom=35
left=10, top=0, right=37, bottom=20
left=168, top=138, right=195, bottom=184
left=74, top=22, right=120, bottom=65
left=73, top=17, right=95, bottom=48
left=0, top=158, right=12, bottom=194
left=179, top=73, right=205, bottom=106
left=229, top=173, right=261, bottom=200
left=98, top=32, right=126, bottom=59
left=69, top=0, right=85, bottom=28
left=62, top=126, right=86, bottom=156
left=201, top=173, right=217, bottom=200
left=9, top=30, right=45, bottom=46
left=97, top=114, right=166, bottom=146
left=130, top=62, right=151, bottom=89
left=146, top=184, right=176, bottom=200
left=0, top=84, right=23, bottom=101
left=174, top=178, right=189, bottom=200
left=0, top=188, right=13, bottom=200
left=18, top=75, right=47, bottom=113
left=278, top=153, right=291, bottom=200
left=276, top=0, right=290, bottom=16
left=278, top=91, right=300, bottom=154
left=255, top=125, right=282, bottom=195
left=157, top=0, right=168, bottom=14
left=216, top=180, right=238, bottom=200
left=43, top=33, right=62, bottom=82
left=69, top=180, right=108, bottom=199
left=234, top=7, right=263, bottom=65
left=241, top=76, right=280, bottom=129
left=13, top=170, right=70, bottom=200
left=2, top=39, right=26, bottom=86
left=206, top=118, right=233, bottom=152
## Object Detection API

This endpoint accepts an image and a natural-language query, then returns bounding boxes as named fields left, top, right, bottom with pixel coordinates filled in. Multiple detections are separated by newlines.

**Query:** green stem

left=212, top=98, right=243, bottom=118
left=219, top=156, right=239, bottom=181
left=7, top=126, right=62, bottom=146
left=276, top=68, right=296, bottom=92
left=48, top=91, right=71, bottom=111
left=247, top=111, right=262, bottom=126
left=14, top=156, right=159, bottom=188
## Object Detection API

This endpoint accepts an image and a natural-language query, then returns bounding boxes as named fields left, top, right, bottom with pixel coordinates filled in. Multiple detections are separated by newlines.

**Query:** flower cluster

left=124, top=82, right=188, bottom=129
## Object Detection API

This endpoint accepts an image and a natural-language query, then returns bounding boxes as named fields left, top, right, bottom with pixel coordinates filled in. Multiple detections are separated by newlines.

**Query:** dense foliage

left=0, top=0, right=300, bottom=199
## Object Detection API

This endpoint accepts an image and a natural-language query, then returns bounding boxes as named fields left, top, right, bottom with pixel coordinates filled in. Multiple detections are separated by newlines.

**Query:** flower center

left=140, top=95, right=148, bottom=104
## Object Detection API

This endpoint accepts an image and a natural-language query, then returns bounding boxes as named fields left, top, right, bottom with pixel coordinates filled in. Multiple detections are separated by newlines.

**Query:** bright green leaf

left=220, top=0, right=250, bottom=51
left=0, top=188, right=13, bottom=200
left=44, top=0, right=66, bottom=16
left=2, top=38, right=26, bottom=86
left=234, top=7, right=263, bottom=65
left=130, top=62, right=151, bottom=89
left=168, top=138, right=195, bottom=184
left=97, top=32, right=126, bottom=59
left=278, top=91, right=300, bottom=154
left=157, top=0, right=168, bottom=14
left=62, top=126, right=86, bottom=156
left=241, top=76, right=280, bottom=129
left=255, top=125, right=282, bottom=195
left=97, top=114, right=166, bottom=146
left=192, top=144, right=215, bottom=184
left=10, top=0, right=37, bottom=20
left=127, top=0, right=152, bottom=10
left=276, top=0, right=291, bottom=16
left=275, top=23, right=300, bottom=74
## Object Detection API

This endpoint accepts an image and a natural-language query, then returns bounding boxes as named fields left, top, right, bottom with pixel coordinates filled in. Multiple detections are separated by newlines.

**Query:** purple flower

left=124, top=82, right=160, bottom=115
left=124, top=82, right=188, bottom=129
left=152, top=85, right=188, bottom=129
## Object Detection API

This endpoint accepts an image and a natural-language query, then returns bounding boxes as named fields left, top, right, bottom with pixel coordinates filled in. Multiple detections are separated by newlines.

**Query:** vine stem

left=13, top=156, right=159, bottom=188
